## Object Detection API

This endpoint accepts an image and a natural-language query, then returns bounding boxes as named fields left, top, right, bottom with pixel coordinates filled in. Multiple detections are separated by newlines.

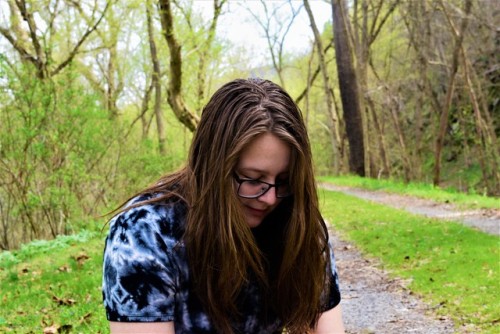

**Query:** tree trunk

left=433, top=0, right=471, bottom=186
left=140, top=82, right=154, bottom=140
left=295, top=44, right=332, bottom=106
left=331, top=0, right=365, bottom=176
left=195, top=0, right=225, bottom=111
left=106, top=41, right=120, bottom=119
left=388, top=95, right=412, bottom=182
left=460, top=45, right=500, bottom=194
left=147, top=1, right=166, bottom=154
left=304, top=0, right=342, bottom=173
left=158, top=0, right=199, bottom=132
left=365, top=95, right=389, bottom=177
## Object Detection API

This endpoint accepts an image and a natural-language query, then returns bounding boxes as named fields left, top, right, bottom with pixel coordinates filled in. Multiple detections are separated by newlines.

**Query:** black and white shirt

left=102, top=194, right=341, bottom=333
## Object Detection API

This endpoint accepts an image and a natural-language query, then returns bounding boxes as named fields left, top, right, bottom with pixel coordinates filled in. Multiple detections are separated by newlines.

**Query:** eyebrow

left=238, top=168, right=290, bottom=176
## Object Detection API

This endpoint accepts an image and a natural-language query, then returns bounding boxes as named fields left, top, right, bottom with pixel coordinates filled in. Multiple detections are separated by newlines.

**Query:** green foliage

left=0, top=233, right=107, bottom=333
left=0, top=230, right=98, bottom=269
left=0, top=61, right=121, bottom=248
left=0, top=54, right=191, bottom=249
left=320, top=189, right=500, bottom=333
left=114, top=137, right=185, bottom=199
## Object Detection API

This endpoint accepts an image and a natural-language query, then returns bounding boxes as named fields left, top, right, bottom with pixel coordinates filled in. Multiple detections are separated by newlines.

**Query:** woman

left=102, top=78, right=345, bottom=333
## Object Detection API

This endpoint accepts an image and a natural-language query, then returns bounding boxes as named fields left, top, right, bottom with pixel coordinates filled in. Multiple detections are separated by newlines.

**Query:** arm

left=110, top=321, right=175, bottom=334
left=103, top=203, right=182, bottom=332
left=313, top=304, right=345, bottom=334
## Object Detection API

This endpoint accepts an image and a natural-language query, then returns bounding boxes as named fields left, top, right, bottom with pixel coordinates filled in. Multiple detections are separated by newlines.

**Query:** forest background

left=0, top=0, right=498, bottom=250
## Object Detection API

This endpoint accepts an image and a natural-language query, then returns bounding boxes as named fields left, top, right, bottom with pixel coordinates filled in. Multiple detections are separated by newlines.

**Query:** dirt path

left=321, top=184, right=500, bottom=333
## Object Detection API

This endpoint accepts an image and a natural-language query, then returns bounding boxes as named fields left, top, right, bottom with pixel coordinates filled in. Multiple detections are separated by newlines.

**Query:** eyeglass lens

left=238, top=179, right=291, bottom=198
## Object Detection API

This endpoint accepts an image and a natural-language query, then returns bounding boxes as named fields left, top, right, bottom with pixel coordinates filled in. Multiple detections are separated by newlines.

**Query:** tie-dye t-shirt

left=102, top=194, right=341, bottom=333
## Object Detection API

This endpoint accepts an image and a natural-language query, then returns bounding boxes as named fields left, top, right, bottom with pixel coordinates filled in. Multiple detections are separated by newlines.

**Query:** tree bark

left=304, top=0, right=342, bottom=173
left=295, top=44, right=333, bottom=105
left=460, top=45, right=500, bottom=194
left=195, top=0, right=225, bottom=110
left=433, top=0, right=471, bottom=186
left=365, top=95, right=389, bottom=177
left=388, top=95, right=412, bottom=182
left=140, top=81, right=154, bottom=140
left=158, top=0, right=199, bottom=132
left=147, top=1, right=166, bottom=154
left=331, top=0, right=365, bottom=176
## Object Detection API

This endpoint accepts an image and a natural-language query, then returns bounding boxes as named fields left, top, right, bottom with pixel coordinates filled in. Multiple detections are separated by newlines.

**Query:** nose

left=257, top=186, right=278, bottom=205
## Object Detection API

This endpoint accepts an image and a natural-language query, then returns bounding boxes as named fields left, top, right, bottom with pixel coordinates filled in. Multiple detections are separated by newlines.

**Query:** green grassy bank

left=320, top=188, right=499, bottom=334
left=0, top=180, right=498, bottom=333
left=0, top=231, right=108, bottom=333
left=319, top=175, right=500, bottom=210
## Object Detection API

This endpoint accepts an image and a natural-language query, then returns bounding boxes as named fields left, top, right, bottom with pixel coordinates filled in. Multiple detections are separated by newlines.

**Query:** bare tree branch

left=50, top=1, right=111, bottom=76
left=0, top=27, right=37, bottom=64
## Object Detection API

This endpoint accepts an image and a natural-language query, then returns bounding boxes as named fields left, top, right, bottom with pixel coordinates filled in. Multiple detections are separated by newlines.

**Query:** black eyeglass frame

left=233, top=173, right=293, bottom=199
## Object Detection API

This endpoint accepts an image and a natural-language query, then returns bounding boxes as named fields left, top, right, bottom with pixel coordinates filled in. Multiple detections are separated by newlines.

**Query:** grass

left=0, top=176, right=498, bottom=333
left=0, top=230, right=108, bottom=333
left=318, top=175, right=500, bottom=210
left=319, top=188, right=500, bottom=334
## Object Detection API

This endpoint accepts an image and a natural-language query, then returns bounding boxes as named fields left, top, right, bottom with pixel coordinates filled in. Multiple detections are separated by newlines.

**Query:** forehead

left=237, top=133, right=291, bottom=175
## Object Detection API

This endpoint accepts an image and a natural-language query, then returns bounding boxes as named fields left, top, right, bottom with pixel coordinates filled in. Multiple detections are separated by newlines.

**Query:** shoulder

left=107, top=194, right=187, bottom=252
left=103, top=194, right=188, bottom=323
left=114, top=193, right=187, bottom=231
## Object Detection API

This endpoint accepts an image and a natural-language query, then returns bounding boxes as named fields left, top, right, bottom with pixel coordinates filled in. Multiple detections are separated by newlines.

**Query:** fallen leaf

left=52, top=295, right=76, bottom=306
left=43, top=324, right=59, bottom=334
left=74, top=253, right=90, bottom=266
left=57, top=265, right=71, bottom=273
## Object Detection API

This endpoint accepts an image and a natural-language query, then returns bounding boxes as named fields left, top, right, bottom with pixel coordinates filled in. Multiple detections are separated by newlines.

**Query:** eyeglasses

left=233, top=173, right=292, bottom=199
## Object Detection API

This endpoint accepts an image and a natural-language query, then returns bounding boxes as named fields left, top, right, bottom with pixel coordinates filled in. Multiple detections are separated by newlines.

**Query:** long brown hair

left=126, top=78, right=330, bottom=333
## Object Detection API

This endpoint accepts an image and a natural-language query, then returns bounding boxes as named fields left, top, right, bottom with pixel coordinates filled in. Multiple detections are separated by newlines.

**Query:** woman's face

left=234, top=132, right=291, bottom=228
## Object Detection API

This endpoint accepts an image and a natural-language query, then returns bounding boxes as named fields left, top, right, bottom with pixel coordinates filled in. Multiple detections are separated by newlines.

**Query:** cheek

left=237, top=196, right=251, bottom=207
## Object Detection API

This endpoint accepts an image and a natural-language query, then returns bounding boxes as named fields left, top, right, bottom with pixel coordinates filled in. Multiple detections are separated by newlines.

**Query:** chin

left=245, top=216, right=264, bottom=228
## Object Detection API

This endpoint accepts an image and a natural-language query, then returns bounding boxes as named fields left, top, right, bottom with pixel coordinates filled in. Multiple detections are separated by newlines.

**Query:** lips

left=246, top=206, right=268, bottom=217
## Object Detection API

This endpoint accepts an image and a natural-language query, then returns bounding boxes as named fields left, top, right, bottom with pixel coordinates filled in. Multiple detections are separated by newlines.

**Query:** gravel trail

left=332, top=232, right=456, bottom=334
left=321, top=184, right=500, bottom=235
left=320, top=184, right=500, bottom=333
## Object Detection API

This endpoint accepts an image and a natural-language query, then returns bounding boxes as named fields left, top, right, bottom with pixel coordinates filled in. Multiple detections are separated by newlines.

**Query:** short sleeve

left=322, top=239, right=342, bottom=311
left=102, top=203, right=180, bottom=322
